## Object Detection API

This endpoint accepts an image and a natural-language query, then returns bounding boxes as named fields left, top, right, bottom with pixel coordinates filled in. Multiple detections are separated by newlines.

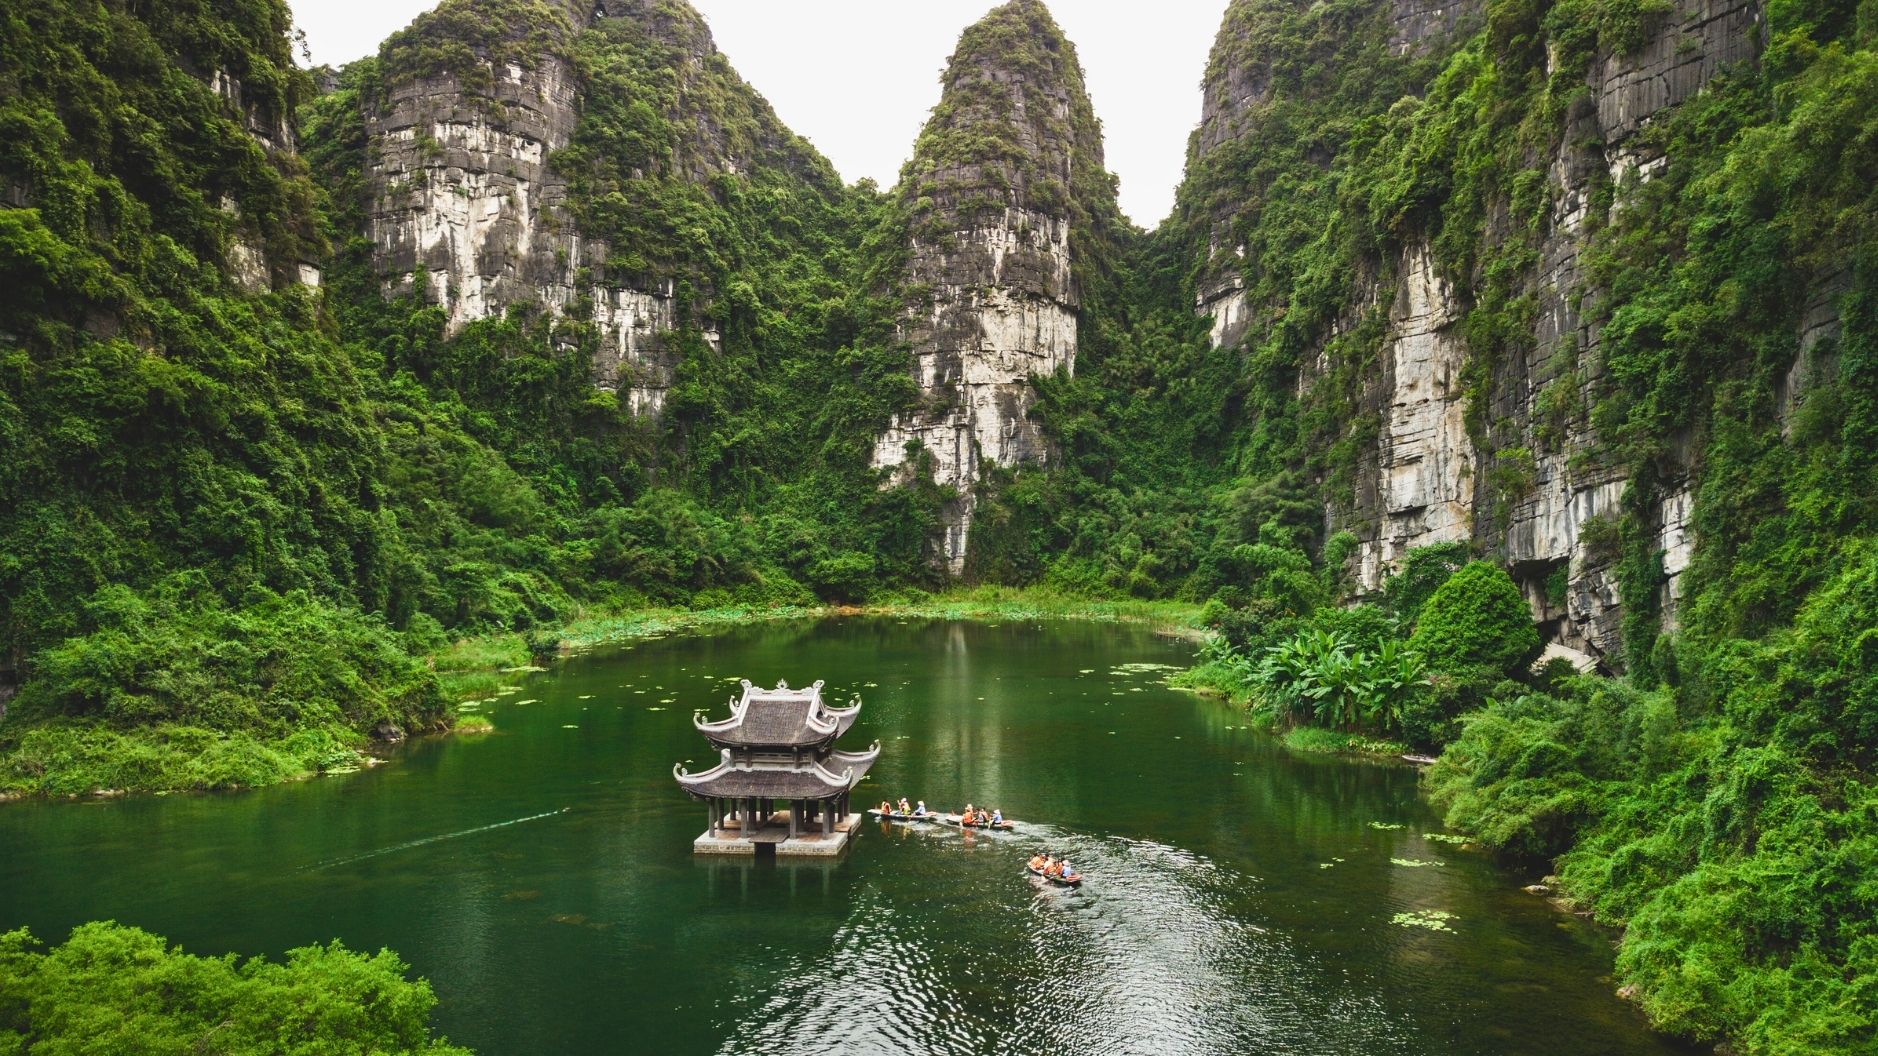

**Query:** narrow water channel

left=0, top=619, right=1688, bottom=1055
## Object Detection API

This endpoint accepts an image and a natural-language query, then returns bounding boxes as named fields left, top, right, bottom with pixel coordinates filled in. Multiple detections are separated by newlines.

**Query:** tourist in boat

left=1029, top=852, right=1047, bottom=873
left=1044, top=856, right=1062, bottom=879
left=990, top=808, right=1003, bottom=826
left=1059, top=859, right=1080, bottom=882
left=961, top=803, right=975, bottom=823
left=914, top=800, right=929, bottom=816
left=897, top=797, right=912, bottom=815
left=878, top=800, right=893, bottom=815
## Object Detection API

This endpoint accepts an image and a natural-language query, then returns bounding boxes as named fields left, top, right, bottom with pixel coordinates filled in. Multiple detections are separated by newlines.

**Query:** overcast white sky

left=290, top=1, right=1228, bottom=225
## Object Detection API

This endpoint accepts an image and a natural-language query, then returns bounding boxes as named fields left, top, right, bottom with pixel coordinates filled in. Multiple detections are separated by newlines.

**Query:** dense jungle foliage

left=1155, top=0, right=1878, bottom=1050
left=1, top=0, right=1875, bottom=1050
left=0, top=0, right=940, bottom=795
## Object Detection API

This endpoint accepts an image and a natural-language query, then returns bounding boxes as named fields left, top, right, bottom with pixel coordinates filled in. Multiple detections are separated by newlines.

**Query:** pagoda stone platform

left=693, top=811, right=862, bottom=857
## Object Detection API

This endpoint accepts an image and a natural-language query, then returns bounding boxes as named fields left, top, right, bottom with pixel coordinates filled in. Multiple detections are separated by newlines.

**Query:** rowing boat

left=867, top=809, right=941, bottom=823
left=942, top=813, right=1015, bottom=830
left=1027, top=865, right=1084, bottom=887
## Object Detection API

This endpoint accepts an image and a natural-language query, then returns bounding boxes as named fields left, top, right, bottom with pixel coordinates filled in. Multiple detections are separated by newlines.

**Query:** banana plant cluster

left=1249, top=630, right=1430, bottom=734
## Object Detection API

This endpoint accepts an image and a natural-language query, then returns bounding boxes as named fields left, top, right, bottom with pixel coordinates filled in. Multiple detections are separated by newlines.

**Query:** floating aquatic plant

left=561, top=724, right=578, bottom=729
left=513, top=699, right=537, bottom=706
left=1391, top=858, right=1445, bottom=868
left=1424, top=833, right=1470, bottom=845
left=1368, top=822, right=1406, bottom=830
left=501, top=665, right=547, bottom=674
left=647, top=706, right=666, bottom=712
left=1391, top=910, right=1456, bottom=932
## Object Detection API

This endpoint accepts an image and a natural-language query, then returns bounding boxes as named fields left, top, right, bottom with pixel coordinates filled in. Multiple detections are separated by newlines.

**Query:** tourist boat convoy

left=869, top=797, right=1084, bottom=884
left=674, top=679, right=1083, bottom=883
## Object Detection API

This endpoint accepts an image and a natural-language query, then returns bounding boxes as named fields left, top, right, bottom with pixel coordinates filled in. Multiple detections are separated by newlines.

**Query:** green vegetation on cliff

left=1, top=0, right=1876, bottom=1050
left=1152, top=0, right=1878, bottom=1050
left=0, top=0, right=933, bottom=795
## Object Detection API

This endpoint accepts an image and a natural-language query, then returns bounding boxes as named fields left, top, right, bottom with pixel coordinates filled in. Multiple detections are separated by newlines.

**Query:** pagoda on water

left=674, top=679, right=878, bottom=856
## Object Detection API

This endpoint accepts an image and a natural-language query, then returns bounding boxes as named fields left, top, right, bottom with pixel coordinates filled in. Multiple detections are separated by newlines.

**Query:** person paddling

left=897, top=797, right=912, bottom=815
left=1059, top=858, right=1080, bottom=882
left=878, top=800, right=893, bottom=815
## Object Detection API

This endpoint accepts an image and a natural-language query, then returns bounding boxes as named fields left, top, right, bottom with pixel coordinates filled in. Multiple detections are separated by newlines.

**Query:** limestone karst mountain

left=1179, top=0, right=1779, bottom=663
left=361, top=0, right=844, bottom=415
left=869, top=0, right=1124, bottom=573
left=6, top=0, right=1866, bottom=672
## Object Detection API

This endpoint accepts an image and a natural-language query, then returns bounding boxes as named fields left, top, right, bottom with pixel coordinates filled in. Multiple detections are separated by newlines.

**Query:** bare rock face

left=1594, top=0, right=1763, bottom=156
left=873, top=0, right=1112, bottom=573
left=362, top=0, right=727, bottom=416
left=1388, top=0, right=1485, bottom=55
left=1352, top=243, right=1477, bottom=592
left=1490, top=0, right=1765, bottom=654
left=1193, top=0, right=1769, bottom=665
left=207, top=67, right=321, bottom=292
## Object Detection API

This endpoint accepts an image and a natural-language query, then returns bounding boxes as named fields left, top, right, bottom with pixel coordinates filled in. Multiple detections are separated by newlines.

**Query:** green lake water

left=0, top=619, right=1691, bottom=1055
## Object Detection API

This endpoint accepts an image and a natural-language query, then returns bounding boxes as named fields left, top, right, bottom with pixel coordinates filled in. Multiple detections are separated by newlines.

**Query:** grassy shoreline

left=1, top=588, right=1203, bottom=801
left=433, top=588, right=1205, bottom=702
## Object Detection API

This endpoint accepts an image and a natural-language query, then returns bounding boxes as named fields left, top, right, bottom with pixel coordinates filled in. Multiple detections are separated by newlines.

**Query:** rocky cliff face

left=363, top=0, right=741, bottom=415
left=209, top=65, right=324, bottom=293
left=1192, top=0, right=1770, bottom=663
left=872, top=0, right=1116, bottom=573
left=1491, top=0, right=1763, bottom=652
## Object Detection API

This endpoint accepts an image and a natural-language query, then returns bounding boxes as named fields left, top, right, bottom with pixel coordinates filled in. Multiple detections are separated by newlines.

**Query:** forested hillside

left=0, top=0, right=1873, bottom=1050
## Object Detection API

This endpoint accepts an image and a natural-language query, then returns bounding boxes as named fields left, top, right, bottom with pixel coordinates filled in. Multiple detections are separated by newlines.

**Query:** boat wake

left=309, top=807, right=570, bottom=871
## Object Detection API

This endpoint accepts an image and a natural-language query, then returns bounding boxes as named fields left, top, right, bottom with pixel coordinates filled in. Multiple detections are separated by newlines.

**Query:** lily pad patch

left=1391, top=910, right=1457, bottom=932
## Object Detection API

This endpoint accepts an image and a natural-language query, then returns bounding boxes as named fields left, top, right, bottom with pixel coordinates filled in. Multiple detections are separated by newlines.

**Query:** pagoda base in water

left=692, top=811, right=861, bottom=857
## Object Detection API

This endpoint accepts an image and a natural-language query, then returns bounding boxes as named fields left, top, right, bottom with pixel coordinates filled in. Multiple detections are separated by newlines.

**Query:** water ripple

left=713, top=826, right=1414, bottom=1056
